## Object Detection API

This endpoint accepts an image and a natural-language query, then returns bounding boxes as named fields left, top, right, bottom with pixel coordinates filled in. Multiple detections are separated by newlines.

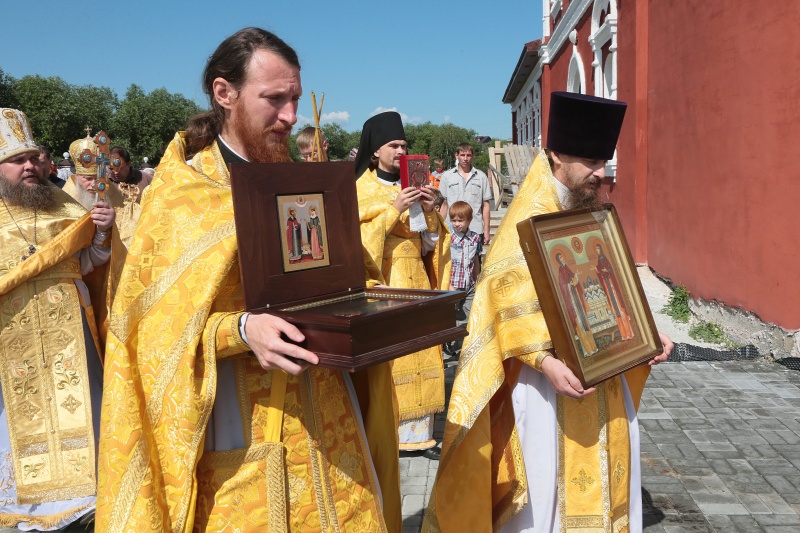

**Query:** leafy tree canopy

left=289, top=121, right=496, bottom=172
left=110, top=84, right=202, bottom=166
left=2, top=71, right=500, bottom=170
left=0, top=72, right=200, bottom=166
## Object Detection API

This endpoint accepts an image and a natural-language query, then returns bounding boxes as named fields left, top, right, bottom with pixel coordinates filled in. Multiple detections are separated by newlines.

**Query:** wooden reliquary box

left=231, top=161, right=466, bottom=371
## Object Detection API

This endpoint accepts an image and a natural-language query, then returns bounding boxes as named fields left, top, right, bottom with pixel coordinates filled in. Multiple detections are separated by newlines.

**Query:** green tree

left=430, top=124, right=478, bottom=167
left=110, top=84, right=202, bottom=166
left=284, top=120, right=496, bottom=170
left=12, top=75, right=118, bottom=156
left=321, top=123, right=360, bottom=161
left=0, top=69, right=19, bottom=109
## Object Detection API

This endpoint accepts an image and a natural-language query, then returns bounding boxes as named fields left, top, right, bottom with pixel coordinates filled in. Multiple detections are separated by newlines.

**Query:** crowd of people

left=0, top=26, right=673, bottom=533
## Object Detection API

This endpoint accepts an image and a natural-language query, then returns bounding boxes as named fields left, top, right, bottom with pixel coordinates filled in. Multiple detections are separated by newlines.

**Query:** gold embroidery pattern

left=565, top=515, right=605, bottom=528
left=502, top=342, right=554, bottom=361
left=109, top=220, right=237, bottom=342
left=571, top=469, right=595, bottom=492
left=17, top=400, right=40, bottom=421
left=0, top=277, right=96, bottom=505
left=3, top=109, right=26, bottom=142
left=60, top=394, right=82, bottom=414
left=613, top=461, right=625, bottom=485
left=8, top=337, right=30, bottom=352
left=301, top=371, right=334, bottom=533
left=46, top=285, right=73, bottom=322
left=11, top=359, right=38, bottom=397
left=599, top=385, right=612, bottom=532
left=497, top=300, right=542, bottom=322
left=53, top=352, right=81, bottom=390
left=493, top=276, right=515, bottom=298
left=533, top=351, right=552, bottom=371
left=557, top=397, right=567, bottom=533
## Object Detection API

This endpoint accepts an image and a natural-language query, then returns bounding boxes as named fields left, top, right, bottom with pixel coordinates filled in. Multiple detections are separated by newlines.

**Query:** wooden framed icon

left=517, top=204, right=662, bottom=387
left=230, top=161, right=466, bottom=371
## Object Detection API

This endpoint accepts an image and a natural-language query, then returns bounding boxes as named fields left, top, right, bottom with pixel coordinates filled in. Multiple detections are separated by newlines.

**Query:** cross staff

left=80, top=130, right=112, bottom=203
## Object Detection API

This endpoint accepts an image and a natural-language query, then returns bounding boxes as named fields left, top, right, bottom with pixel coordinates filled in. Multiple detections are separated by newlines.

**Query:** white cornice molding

left=541, top=0, right=593, bottom=64
left=511, top=63, right=543, bottom=109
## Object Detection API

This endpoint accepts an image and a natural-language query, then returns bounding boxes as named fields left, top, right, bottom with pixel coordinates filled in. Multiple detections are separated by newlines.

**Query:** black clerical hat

left=354, top=111, right=406, bottom=178
left=546, top=92, right=627, bottom=161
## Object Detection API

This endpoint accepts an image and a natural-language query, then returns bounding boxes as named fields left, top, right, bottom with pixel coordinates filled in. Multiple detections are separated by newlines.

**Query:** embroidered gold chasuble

left=63, top=175, right=141, bottom=249
left=355, top=169, right=451, bottom=422
left=422, top=154, right=651, bottom=533
left=0, top=189, right=121, bottom=528
left=96, top=134, right=400, bottom=533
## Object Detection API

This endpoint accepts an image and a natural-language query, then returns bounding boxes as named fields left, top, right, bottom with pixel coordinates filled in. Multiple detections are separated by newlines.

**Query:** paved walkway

left=399, top=268, right=800, bottom=532
left=640, top=360, right=800, bottom=532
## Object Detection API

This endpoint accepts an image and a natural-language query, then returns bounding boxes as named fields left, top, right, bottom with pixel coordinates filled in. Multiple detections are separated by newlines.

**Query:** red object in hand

left=399, top=155, right=430, bottom=189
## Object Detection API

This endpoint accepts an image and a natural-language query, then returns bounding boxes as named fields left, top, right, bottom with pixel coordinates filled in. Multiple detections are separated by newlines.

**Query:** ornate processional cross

left=79, top=129, right=112, bottom=203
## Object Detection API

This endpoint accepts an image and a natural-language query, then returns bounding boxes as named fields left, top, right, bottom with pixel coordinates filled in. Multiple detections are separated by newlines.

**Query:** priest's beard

left=0, top=173, right=55, bottom=210
left=232, top=104, right=293, bottom=163
left=73, top=185, right=97, bottom=210
left=567, top=187, right=603, bottom=211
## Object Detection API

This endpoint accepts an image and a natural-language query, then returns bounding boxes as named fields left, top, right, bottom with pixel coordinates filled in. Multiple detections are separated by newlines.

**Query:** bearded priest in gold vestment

left=62, top=134, right=140, bottom=250
left=95, top=28, right=400, bottom=533
left=354, top=112, right=451, bottom=458
left=0, top=109, right=120, bottom=530
left=423, top=92, right=673, bottom=533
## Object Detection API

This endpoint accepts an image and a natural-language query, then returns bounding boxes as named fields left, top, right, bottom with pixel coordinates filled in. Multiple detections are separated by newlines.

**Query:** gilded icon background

left=544, top=226, right=638, bottom=359
left=277, top=193, right=331, bottom=272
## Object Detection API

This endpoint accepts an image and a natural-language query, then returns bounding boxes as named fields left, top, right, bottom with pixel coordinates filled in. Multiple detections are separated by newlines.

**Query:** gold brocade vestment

left=422, top=154, right=651, bottom=533
left=0, top=190, right=120, bottom=529
left=96, top=134, right=400, bottom=533
left=355, top=169, right=451, bottom=422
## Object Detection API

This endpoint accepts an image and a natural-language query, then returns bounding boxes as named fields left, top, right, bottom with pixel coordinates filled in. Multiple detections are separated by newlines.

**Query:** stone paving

left=400, top=359, right=800, bottom=532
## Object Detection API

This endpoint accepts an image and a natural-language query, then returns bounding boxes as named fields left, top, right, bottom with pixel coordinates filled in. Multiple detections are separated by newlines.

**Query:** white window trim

left=511, top=63, right=543, bottom=145
left=541, top=0, right=594, bottom=64
left=567, top=43, right=586, bottom=94
left=589, top=0, right=619, bottom=177
left=589, top=0, right=618, bottom=100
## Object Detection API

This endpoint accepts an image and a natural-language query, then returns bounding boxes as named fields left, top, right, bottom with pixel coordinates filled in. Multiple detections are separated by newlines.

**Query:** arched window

left=590, top=0, right=617, bottom=99
left=567, top=48, right=586, bottom=94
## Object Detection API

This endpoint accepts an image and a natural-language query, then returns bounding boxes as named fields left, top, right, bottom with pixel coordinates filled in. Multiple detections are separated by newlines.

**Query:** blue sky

left=2, top=0, right=543, bottom=139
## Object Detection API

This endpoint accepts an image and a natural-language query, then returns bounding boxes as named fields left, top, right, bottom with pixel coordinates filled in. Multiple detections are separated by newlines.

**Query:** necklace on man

left=1, top=197, right=37, bottom=260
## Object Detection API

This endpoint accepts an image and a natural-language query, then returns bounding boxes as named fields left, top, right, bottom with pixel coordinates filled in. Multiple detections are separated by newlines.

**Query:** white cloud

left=296, top=111, right=350, bottom=127
left=369, top=106, right=424, bottom=125
left=444, top=116, right=451, bottom=124
left=321, top=111, right=350, bottom=124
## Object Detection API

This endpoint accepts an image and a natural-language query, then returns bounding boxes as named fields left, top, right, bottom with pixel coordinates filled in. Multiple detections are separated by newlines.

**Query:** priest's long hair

left=184, top=27, right=300, bottom=159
